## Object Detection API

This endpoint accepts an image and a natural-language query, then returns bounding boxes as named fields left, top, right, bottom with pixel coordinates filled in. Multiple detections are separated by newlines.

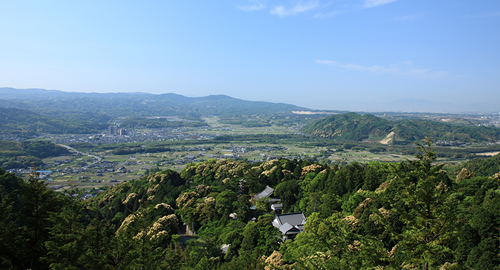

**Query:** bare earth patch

left=476, top=151, right=500, bottom=157
left=380, top=132, right=395, bottom=145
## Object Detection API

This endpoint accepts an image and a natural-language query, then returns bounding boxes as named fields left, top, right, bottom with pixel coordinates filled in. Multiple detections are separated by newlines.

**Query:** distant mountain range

left=0, top=87, right=310, bottom=121
left=1, top=87, right=500, bottom=144
left=2, top=87, right=498, bottom=115
left=302, top=112, right=500, bottom=143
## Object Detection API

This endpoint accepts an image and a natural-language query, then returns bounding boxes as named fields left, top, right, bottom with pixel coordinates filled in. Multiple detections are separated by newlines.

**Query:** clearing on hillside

left=380, top=131, right=394, bottom=145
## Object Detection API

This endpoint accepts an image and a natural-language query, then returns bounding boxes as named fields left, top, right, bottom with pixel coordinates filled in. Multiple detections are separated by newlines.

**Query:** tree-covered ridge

left=0, top=107, right=106, bottom=136
left=303, top=112, right=500, bottom=143
left=392, top=119, right=500, bottom=142
left=302, top=112, right=392, bottom=141
left=1, top=145, right=500, bottom=269
left=93, top=169, right=186, bottom=225
left=446, top=152, right=500, bottom=177
left=0, top=88, right=310, bottom=121
left=0, top=140, right=70, bottom=169
left=120, top=117, right=207, bottom=129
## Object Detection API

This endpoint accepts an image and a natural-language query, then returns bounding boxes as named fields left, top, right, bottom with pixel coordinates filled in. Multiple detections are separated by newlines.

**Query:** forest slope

left=0, top=107, right=106, bottom=136
left=0, top=88, right=310, bottom=120
left=303, top=112, right=500, bottom=143
left=1, top=145, right=500, bottom=269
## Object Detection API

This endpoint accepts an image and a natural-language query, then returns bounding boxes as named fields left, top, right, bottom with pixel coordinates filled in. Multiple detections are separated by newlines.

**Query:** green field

left=14, top=117, right=498, bottom=191
left=39, top=140, right=450, bottom=192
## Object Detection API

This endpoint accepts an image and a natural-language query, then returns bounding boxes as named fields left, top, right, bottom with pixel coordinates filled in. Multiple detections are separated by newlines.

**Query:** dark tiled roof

left=274, top=212, right=306, bottom=227
left=273, top=212, right=307, bottom=236
left=254, top=185, right=274, bottom=200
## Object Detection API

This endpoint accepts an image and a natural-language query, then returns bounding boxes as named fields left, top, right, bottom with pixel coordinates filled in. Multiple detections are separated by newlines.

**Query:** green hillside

left=0, top=88, right=310, bottom=121
left=447, top=153, right=500, bottom=177
left=120, top=117, right=207, bottom=129
left=0, top=140, right=70, bottom=169
left=0, top=107, right=105, bottom=136
left=303, top=112, right=500, bottom=143
left=301, top=112, right=392, bottom=141
left=1, top=144, right=500, bottom=269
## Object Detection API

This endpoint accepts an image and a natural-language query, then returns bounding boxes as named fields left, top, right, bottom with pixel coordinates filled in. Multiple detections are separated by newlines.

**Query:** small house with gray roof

left=253, top=185, right=275, bottom=201
left=252, top=185, right=281, bottom=208
left=272, top=212, right=307, bottom=241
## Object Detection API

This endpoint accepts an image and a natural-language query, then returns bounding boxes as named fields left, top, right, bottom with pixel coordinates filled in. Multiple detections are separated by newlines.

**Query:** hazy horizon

left=2, top=86, right=499, bottom=114
left=1, top=1, right=499, bottom=111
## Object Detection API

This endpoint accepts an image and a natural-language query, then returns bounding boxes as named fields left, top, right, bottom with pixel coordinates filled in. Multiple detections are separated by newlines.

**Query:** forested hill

left=301, top=112, right=392, bottom=141
left=0, top=140, right=69, bottom=169
left=1, top=145, right=500, bottom=269
left=448, top=153, right=500, bottom=177
left=0, top=107, right=106, bottom=136
left=303, top=112, right=500, bottom=143
left=0, top=88, right=309, bottom=120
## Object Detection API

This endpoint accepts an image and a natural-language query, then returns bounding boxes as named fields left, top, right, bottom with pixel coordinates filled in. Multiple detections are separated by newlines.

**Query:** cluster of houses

left=48, top=127, right=217, bottom=145
left=435, top=140, right=470, bottom=146
left=218, top=183, right=307, bottom=254
left=52, top=159, right=123, bottom=176
left=252, top=185, right=307, bottom=242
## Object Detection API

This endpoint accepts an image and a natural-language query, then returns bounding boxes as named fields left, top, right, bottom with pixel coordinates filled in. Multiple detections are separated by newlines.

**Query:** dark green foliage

left=454, top=173, right=500, bottom=269
left=218, top=250, right=265, bottom=270
left=0, top=140, right=70, bottom=169
left=0, top=188, right=17, bottom=268
left=281, top=212, right=392, bottom=269
left=121, top=117, right=207, bottom=129
left=302, top=112, right=392, bottom=141
left=1, top=141, right=500, bottom=269
left=79, top=217, right=116, bottom=269
left=0, top=107, right=106, bottom=137
left=452, top=153, right=500, bottom=177
left=110, top=145, right=173, bottom=155
left=303, top=112, right=500, bottom=143
left=275, top=180, right=300, bottom=212
left=394, top=119, right=500, bottom=142
left=0, top=167, right=23, bottom=196
left=44, top=192, right=86, bottom=269
left=216, top=190, right=238, bottom=218
left=22, top=141, right=70, bottom=158
left=241, top=214, right=280, bottom=256
left=17, top=173, right=62, bottom=270
left=361, top=165, right=383, bottom=191
left=390, top=141, right=458, bottom=269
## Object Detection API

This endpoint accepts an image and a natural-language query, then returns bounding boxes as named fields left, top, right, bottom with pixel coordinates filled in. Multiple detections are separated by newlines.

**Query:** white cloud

left=239, top=0, right=266, bottom=12
left=363, top=0, right=398, bottom=9
left=270, top=1, right=319, bottom=18
left=316, top=60, right=448, bottom=77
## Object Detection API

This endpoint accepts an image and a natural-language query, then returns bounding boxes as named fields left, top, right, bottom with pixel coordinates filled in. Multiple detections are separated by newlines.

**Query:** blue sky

left=1, top=0, right=499, bottom=111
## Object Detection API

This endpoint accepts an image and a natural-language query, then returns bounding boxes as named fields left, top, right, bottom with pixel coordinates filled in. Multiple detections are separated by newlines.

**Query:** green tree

left=44, top=191, right=86, bottom=269
left=79, top=217, right=116, bottom=269
left=281, top=212, right=391, bottom=269
left=234, top=194, right=252, bottom=223
left=392, top=140, right=458, bottom=269
left=275, top=180, right=300, bottom=213
left=241, top=214, right=280, bottom=256
left=216, top=190, right=238, bottom=220
left=0, top=168, right=22, bottom=268
left=17, top=171, right=61, bottom=270
left=0, top=189, right=17, bottom=268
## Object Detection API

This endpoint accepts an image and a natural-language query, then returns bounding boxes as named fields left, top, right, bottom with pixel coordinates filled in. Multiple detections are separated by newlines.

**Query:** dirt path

left=57, top=144, right=102, bottom=162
